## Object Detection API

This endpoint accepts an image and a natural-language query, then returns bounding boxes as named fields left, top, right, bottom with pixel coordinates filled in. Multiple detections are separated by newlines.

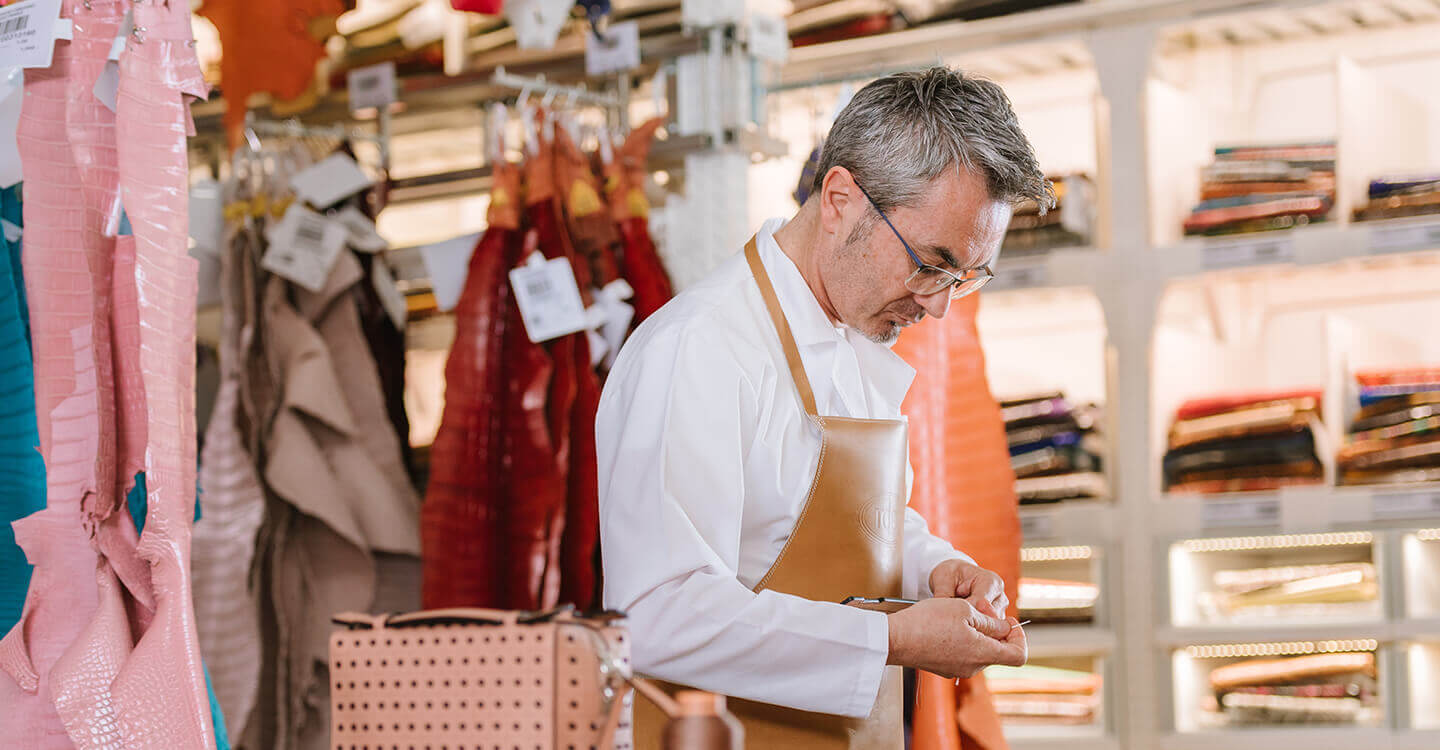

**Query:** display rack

left=772, top=1, right=1440, bottom=748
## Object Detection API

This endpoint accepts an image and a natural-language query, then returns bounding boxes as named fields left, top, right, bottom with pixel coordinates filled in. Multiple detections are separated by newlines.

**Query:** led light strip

left=1021, top=545, right=1095, bottom=562
left=1183, top=639, right=1379, bottom=659
left=1417, top=529, right=1440, bottom=542
left=1181, top=531, right=1373, bottom=553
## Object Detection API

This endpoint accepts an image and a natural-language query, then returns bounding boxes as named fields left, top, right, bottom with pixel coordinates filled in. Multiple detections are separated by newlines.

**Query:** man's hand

left=885, top=598, right=1027, bottom=679
left=929, top=558, right=1009, bottom=618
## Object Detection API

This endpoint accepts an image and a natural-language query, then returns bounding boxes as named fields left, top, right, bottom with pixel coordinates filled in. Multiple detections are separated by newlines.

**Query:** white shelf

left=1006, top=730, right=1119, bottom=750
left=1026, top=625, right=1117, bottom=658
left=1153, top=221, right=1440, bottom=281
left=1391, top=618, right=1440, bottom=642
left=1156, top=485, right=1440, bottom=540
left=985, top=246, right=1107, bottom=294
left=1157, top=621, right=1389, bottom=648
left=1394, top=731, right=1440, bottom=750
left=1160, top=728, right=1395, bottom=750
left=1020, top=501, right=1118, bottom=545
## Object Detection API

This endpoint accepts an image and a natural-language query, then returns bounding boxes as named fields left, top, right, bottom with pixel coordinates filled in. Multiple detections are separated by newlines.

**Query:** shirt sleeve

left=900, top=461, right=975, bottom=600
left=597, top=319, right=889, bottom=718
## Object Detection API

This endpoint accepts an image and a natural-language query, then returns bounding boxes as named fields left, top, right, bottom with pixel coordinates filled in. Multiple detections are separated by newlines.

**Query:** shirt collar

left=755, top=218, right=917, bottom=417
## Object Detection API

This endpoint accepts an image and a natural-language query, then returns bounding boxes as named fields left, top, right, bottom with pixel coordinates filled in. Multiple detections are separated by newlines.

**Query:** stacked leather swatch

left=1352, top=175, right=1440, bottom=221
left=986, top=664, right=1102, bottom=727
left=1199, top=562, right=1378, bottom=622
left=1018, top=578, right=1098, bottom=625
left=1001, top=174, right=1094, bottom=256
left=1183, top=142, right=1335, bottom=236
left=1001, top=392, right=1107, bottom=504
left=1339, top=368, right=1440, bottom=485
left=1163, top=389, right=1325, bottom=494
left=1205, top=651, right=1379, bottom=727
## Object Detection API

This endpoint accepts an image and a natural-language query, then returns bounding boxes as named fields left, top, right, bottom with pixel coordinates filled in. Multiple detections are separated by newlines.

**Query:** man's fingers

left=967, top=610, right=1012, bottom=640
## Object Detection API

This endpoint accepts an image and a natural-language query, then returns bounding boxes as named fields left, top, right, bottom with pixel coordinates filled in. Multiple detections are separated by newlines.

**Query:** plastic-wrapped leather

left=511, top=139, right=571, bottom=610
left=110, top=0, right=216, bottom=745
left=421, top=162, right=521, bottom=609
left=893, top=294, right=1019, bottom=750
left=191, top=224, right=267, bottom=745
left=1, top=4, right=112, bottom=743
left=602, top=117, right=672, bottom=324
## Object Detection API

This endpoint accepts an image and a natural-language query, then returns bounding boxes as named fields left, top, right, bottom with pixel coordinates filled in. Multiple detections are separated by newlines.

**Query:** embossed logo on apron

left=856, top=494, right=900, bottom=547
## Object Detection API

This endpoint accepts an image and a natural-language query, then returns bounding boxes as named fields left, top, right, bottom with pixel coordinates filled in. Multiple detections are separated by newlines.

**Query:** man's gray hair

left=813, top=66, right=1054, bottom=213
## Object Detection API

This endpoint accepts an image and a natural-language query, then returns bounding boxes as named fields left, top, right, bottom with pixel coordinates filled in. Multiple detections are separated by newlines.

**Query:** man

left=598, top=67, right=1052, bottom=747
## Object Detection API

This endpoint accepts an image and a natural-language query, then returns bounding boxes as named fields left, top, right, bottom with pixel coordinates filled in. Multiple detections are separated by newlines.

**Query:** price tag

left=347, top=62, right=397, bottom=112
left=746, top=14, right=789, bottom=64
left=1369, top=220, right=1440, bottom=256
left=417, top=232, right=480, bottom=312
left=372, top=260, right=408, bottom=331
left=290, top=153, right=373, bottom=209
left=1373, top=490, right=1440, bottom=520
left=585, top=20, right=640, bottom=76
left=507, top=0, right=572, bottom=50
left=0, top=0, right=70, bottom=70
left=1202, top=496, right=1281, bottom=529
left=261, top=205, right=348, bottom=292
left=333, top=205, right=387, bottom=253
left=1020, top=513, right=1055, bottom=541
left=1202, top=235, right=1294, bottom=270
left=990, top=261, right=1048, bottom=292
left=509, top=252, right=587, bottom=343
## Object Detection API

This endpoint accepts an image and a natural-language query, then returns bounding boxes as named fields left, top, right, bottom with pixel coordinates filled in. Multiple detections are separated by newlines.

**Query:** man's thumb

left=968, top=611, right=1011, bottom=640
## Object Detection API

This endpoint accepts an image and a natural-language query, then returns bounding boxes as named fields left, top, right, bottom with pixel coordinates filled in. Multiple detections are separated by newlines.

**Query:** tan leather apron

left=633, top=238, right=908, bottom=750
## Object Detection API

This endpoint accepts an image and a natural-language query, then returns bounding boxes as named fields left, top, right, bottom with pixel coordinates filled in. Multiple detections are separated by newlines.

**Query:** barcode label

left=0, top=15, right=30, bottom=35
left=346, top=62, right=397, bottom=112
left=510, top=254, right=588, bottom=343
left=295, top=218, right=327, bottom=247
left=0, top=0, right=64, bottom=70
left=1369, top=220, right=1440, bottom=256
left=1373, top=490, right=1440, bottom=520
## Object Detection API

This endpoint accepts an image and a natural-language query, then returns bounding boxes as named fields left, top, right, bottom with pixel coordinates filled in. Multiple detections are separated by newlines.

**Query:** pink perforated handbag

left=330, top=607, right=677, bottom=750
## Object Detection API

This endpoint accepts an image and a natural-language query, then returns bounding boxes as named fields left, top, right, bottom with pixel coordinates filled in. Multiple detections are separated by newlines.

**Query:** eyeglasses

left=854, top=181, right=994, bottom=300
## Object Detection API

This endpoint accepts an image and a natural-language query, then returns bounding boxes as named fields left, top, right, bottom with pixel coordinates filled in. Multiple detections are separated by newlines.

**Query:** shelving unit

left=768, top=1, right=1440, bottom=747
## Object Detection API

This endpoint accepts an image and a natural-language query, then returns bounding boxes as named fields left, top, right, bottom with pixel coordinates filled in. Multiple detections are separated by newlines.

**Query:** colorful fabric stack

left=1352, top=175, right=1440, bottom=221
left=1002, top=174, right=1093, bottom=256
left=1183, top=142, right=1336, bottom=236
left=1163, top=389, right=1325, bottom=494
left=1200, top=562, right=1378, bottom=622
left=1018, top=578, right=1098, bottom=625
left=1001, top=393, right=1107, bottom=504
left=1205, top=652, right=1379, bottom=726
left=1339, top=368, right=1440, bottom=485
left=986, top=664, right=1101, bottom=726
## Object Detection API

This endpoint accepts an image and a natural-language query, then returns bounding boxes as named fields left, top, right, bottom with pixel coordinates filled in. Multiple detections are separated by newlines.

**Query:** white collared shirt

left=597, top=218, right=971, bottom=717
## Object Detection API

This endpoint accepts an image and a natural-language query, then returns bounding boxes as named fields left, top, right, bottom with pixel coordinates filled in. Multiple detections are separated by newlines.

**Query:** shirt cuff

left=844, top=609, right=891, bottom=718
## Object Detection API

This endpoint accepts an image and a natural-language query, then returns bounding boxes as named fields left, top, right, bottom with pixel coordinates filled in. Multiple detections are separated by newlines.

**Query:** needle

left=954, top=620, right=1031, bottom=686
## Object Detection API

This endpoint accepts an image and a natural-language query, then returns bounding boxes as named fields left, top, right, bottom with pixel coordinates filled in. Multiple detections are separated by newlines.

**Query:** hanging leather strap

left=744, top=236, right=819, bottom=418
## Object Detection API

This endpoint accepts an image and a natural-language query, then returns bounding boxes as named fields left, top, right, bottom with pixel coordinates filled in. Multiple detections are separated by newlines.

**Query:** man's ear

left=818, top=166, right=857, bottom=238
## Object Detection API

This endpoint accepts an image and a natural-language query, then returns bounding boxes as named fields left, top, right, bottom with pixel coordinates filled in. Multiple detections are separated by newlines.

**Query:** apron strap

left=744, top=236, right=819, bottom=419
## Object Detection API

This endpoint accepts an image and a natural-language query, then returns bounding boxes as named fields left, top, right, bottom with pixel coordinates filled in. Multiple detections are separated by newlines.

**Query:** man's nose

left=915, top=288, right=951, bottom=320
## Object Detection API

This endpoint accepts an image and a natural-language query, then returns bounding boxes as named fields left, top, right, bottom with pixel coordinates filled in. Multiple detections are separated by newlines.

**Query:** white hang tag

left=746, top=14, right=789, bottom=64
left=586, top=329, right=608, bottom=367
left=372, top=259, right=409, bottom=331
left=347, top=61, right=397, bottom=113
left=290, top=153, right=374, bottom=209
left=0, top=66, right=20, bottom=188
left=261, top=205, right=349, bottom=292
left=108, top=8, right=132, bottom=61
left=585, top=19, right=640, bottom=76
left=596, top=283, right=635, bottom=370
left=417, top=232, right=480, bottom=312
left=93, top=60, right=119, bottom=111
left=92, top=7, right=130, bottom=111
left=334, top=205, right=388, bottom=253
left=509, top=254, right=588, bottom=343
left=187, top=179, right=225, bottom=256
left=505, top=0, right=573, bottom=50
left=0, top=0, right=70, bottom=70
left=1, top=218, right=20, bottom=243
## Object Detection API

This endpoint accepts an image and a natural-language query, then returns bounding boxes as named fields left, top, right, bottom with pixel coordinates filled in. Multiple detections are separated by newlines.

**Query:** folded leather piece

left=1168, top=397, right=1320, bottom=450
left=111, top=0, right=216, bottom=743
left=1018, top=578, right=1097, bottom=624
left=1175, top=389, right=1324, bottom=421
left=191, top=224, right=268, bottom=745
left=422, top=164, right=521, bottom=609
left=1210, top=652, right=1376, bottom=691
